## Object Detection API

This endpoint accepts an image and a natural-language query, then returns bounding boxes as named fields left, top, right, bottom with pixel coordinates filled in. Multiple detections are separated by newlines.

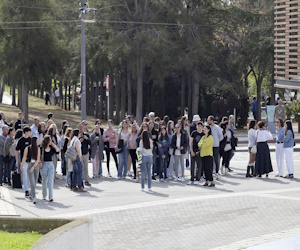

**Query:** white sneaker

left=221, top=165, right=224, bottom=175
left=187, top=181, right=193, bottom=185
left=107, top=172, right=112, bottom=177
left=216, top=173, right=219, bottom=180
left=194, top=181, right=199, bottom=185
left=181, top=177, right=185, bottom=182
left=148, top=188, right=152, bottom=191
left=141, top=188, right=145, bottom=191
left=174, top=177, right=178, bottom=181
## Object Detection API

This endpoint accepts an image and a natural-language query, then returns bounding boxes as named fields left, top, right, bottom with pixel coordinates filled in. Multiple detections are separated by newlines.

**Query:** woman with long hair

left=167, top=120, right=175, bottom=179
left=198, top=125, right=215, bottom=187
left=115, top=120, right=130, bottom=179
left=128, top=122, right=140, bottom=179
left=37, top=122, right=46, bottom=146
left=69, top=129, right=86, bottom=192
left=171, top=123, right=187, bottom=181
left=91, top=124, right=104, bottom=178
left=103, top=119, right=118, bottom=177
left=14, top=129, right=24, bottom=173
left=283, top=120, right=295, bottom=178
left=47, top=124, right=61, bottom=178
left=21, top=136, right=40, bottom=204
left=3, top=128, right=16, bottom=186
left=275, top=118, right=285, bottom=177
left=158, top=126, right=170, bottom=181
left=63, top=128, right=73, bottom=188
left=40, top=135, right=59, bottom=201
left=247, top=120, right=257, bottom=177
left=255, top=121, right=273, bottom=178
left=140, top=130, right=153, bottom=191
left=148, top=121, right=159, bottom=180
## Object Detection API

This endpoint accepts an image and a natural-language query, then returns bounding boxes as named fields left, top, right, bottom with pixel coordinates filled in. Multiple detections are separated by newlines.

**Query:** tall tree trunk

left=136, top=55, right=144, bottom=124
left=22, top=80, right=29, bottom=122
left=127, top=63, right=132, bottom=116
left=188, top=75, right=192, bottom=120
left=18, top=83, right=22, bottom=108
left=99, top=80, right=104, bottom=119
left=192, top=75, right=200, bottom=116
left=40, top=81, right=44, bottom=99
left=12, top=86, right=16, bottom=106
left=59, top=80, right=63, bottom=108
left=115, top=72, right=121, bottom=123
left=109, top=72, right=114, bottom=120
left=64, top=82, right=67, bottom=110
left=95, top=80, right=99, bottom=118
left=180, top=74, right=185, bottom=115
left=121, top=61, right=127, bottom=119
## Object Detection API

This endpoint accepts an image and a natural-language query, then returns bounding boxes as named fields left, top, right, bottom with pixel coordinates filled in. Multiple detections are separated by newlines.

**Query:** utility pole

left=79, top=1, right=97, bottom=121
left=80, top=0, right=87, bottom=120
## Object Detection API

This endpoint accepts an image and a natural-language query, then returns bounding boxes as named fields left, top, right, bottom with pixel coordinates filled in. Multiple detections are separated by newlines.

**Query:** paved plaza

left=1, top=151, right=300, bottom=249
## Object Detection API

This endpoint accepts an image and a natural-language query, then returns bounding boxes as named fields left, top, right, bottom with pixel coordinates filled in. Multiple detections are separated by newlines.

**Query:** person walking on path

left=0, top=125, right=8, bottom=186
left=283, top=120, right=295, bottom=178
left=140, top=131, right=153, bottom=191
left=198, top=125, right=215, bottom=187
left=3, top=128, right=15, bottom=186
left=275, top=118, right=285, bottom=177
left=21, top=136, right=40, bottom=204
left=40, top=135, right=59, bottom=201
left=188, top=121, right=204, bottom=185
left=91, top=125, right=104, bottom=178
left=171, top=123, right=187, bottom=182
left=207, top=115, right=223, bottom=178
left=255, top=121, right=273, bottom=178
left=116, top=120, right=130, bottom=179
left=247, top=120, right=257, bottom=177
left=103, top=120, right=118, bottom=177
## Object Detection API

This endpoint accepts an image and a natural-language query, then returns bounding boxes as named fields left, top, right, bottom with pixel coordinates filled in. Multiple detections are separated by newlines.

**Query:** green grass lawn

left=0, top=231, right=43, bottom=250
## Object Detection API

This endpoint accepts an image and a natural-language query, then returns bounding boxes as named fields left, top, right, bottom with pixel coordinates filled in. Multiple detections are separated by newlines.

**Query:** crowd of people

left=0, top=102, right=296, bottom=204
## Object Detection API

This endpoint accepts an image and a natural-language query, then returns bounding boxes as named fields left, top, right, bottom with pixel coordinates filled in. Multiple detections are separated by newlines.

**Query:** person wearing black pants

left=202, top=156, right=213, bottom=183
left=106, top=148, right=118, bottom=173
left=129, top=149, right=137, bottom=178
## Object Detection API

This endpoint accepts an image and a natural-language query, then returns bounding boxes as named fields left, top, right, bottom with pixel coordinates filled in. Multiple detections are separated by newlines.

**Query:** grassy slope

left=0, top=231, right=43, bottom=250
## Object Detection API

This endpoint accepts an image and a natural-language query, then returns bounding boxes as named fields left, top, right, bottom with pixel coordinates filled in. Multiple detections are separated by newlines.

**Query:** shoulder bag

left=65, top=138, right=78, bottom=161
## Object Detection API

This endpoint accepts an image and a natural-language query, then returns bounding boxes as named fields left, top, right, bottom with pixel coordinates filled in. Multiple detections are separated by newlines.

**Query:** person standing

left=148, top=112, right=159, bottom=130
left=54, top=88, right=60, bottom=106
left=14, top=112, right=27, bottom=131
left=252, top=97, right=257, bottom=120
left=116, top=120, right=130, bottom=179
left=167, top=120, right=175, bottom=179
left=158, top=126, right=170, bottom=181
left=140, top=131, right=153, bottom=191
left=3, top=128, right=15, bottom=186
left=273, top=99, right=286, bottom=123
left=207, top=115, right=223, bottom=178
left=128, top=122, right=140, bottom=179
left=247, top=120, right=257, bottom=177
left=79, top=122, right=91, bottom=185
left=275, top=118, right=285, bottom=177
left=69, top=129, right=86, bottom=192
left=47, top=124, right=60, bottom=178
left=198, top=125, right=215, bottom=187
left=31, top=117, right=40, bottom=137
left=40, top=135, right=59, bottom=201
left=189, top=115, right=201, bottom=136
left=63, top=128, right=73, bottom=187
left=91, top=125, right=104, bottom=178
left=21, top=137, right=40, bottom=204
left=103, top=120, right=118, bottom=177
left=15, top=126, right=31, bottom=198
left=148, top=121, right=159, bottom=180
left=255, top=121, right=273, bottom=178
left=188, top=121, right=204, bottom=185
left=0, top=125, right=8, bottom=186
left=171, top=123, right=187, bottom=182
left=0, top=113, right=6, bottom=135
left=283, top=120, right=295, bottom=178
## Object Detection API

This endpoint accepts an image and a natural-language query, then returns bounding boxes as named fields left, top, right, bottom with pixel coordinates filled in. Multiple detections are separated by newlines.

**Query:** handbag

left=224, top=143, right=232, bottom=152
left=250, top=130, right=258, bottom=154
left=65, top=139, right=77, bottom=161
left=115, top=139, right=124, bottom=154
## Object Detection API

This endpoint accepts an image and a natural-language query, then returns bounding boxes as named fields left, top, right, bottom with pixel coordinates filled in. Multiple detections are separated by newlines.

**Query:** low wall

left=0, top=217, right=93, bottom=250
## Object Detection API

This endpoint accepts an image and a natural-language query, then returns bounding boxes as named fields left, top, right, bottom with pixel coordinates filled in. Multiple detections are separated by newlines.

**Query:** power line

left=0, top=20, right=80, bottom=25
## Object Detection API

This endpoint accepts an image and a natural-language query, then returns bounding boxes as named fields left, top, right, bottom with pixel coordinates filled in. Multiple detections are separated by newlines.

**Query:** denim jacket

left=283, top=130, right=294, bottom=148
left=158, top=136, right=170, bottom=156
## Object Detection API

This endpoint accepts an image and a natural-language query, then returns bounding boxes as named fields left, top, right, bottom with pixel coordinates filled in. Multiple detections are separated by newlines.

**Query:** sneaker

left=152, top=176, right=156, bottom=181
left=85, top=181, right=91, bottom=186
left=174, top=177, right=178, bottom=182
left=141, top=188, right=145, bottom=191
left=181, top=177, right=185, bottom=182
left=118, top=177, right=122, bottom=180
left=107, top=172, right=112, bottom=177
left=72, top=187, right=78, bottom=192
left=25, top=191, right=30, bottom=198
left=8, top=181, right=11, bottom=187
left=77, top=188, right=87, bottom=192
left=216, top=173, right=219, bottom=180
left=49, top=199, right=54, bottom=202
left=33, top=198, right=36, bottom=204
left=159, top=179, right=163, bottom=182
left=148, top=188, right=152, bottom=191
left=228, top=168, right=233, bottom=172
left=194, top=181, right=199, bottom=185
left=187, top=181, right=193, bottom=185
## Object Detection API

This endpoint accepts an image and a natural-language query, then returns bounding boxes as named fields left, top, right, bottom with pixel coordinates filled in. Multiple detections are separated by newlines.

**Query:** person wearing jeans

left=158, top=126, right=170, bottom=181
left=128, top=122, right=140, bottom=179
left=0, top=125, right=8, bottom=185
left=91, top=125, right=104, bottom=178
left=116, top=120, right=130, bottom=179
left=140, top=131, right=153, bottom=191
left=283, top=120, right=295, bottom=178
left=275, top=118, right=285, bottom=177
left=40, top=135, right=59, bottom=201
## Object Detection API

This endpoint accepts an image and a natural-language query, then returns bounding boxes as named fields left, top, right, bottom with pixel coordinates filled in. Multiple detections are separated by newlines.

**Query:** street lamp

left=79, top=1, right=97, bottom=121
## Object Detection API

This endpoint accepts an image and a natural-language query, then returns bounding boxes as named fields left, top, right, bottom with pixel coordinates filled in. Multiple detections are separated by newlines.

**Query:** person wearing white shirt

left=54, top=88, right=60, bottom=106
left=255, top=121, right=273, bottom=178
left=31, top=117, right=40, bottom=137
left=246, top=120, right=257, bottom=177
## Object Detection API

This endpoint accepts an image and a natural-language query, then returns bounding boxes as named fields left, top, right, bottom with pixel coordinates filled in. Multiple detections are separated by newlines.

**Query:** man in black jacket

left=14, top=112, right=27, bottom=130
